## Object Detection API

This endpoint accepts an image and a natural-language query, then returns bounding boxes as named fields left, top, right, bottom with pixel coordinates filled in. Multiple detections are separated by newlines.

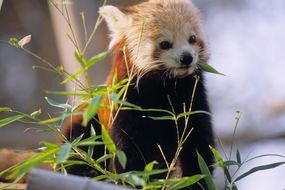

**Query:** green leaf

left=37, top=117, right=61, bottom=125
left=209, top=146, right=223, bottom=165
left=143, top=115, right=175, bottom=121
left=224, top=160, right=241, bottom=167
left=168, top=175, right=205, bottom=190
left=72, top=134, right=84, bottom=145
left=121, top=173, right=146, bottom=187
left=9, top=37, right=18, bottom=46
left=60, top=68, right=86, bottom=84
left=197, top=152, right=216, bottom=190
left=0, top=115, right=24, bottom=127
left=86, top=51, right=109, bottom=67
left=57, top=143, right=72, bottom=163
left=30, top=108, right=42, bottom=117
left=75, top=51, right=86, bottom=67
left=82, top=96, right=102, bottom=126
left=46, top=91, right=90, bottom=97
left=143, top=161, right=158, bottom=182
left=0, top=107, right=12, bottom=112
left=96, top=154, right=113, bottom=164
left=88, top=125, right=96, bottom=156
left=45, top=97, right=71, bottom=110
left=101, top=126, right=116, bottom=154
left=117, top=150, right=127, bottom=169
left=177, top=110, right=211, bottom=120
left=236, top=149, right=241, bottom=164
left=197, top=61, right=225, bottom=76
left=235, top=161, right=285, bottom=182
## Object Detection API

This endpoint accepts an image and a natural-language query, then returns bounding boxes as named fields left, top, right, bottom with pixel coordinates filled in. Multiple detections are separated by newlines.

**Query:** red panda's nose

left=180, top=52, right=193, bottom=66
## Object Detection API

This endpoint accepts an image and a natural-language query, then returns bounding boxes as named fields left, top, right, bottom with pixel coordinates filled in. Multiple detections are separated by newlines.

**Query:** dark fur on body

left=65, top=70, right=215, bottom=189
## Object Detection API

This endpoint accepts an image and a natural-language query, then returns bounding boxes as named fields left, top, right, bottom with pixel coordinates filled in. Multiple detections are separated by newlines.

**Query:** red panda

left=63, top=0, right=214, bottom=188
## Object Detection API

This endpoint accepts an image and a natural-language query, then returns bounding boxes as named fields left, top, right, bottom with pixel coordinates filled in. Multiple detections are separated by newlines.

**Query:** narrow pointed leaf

left=0, top=107, right=12, bottom=112
left=117, top=150, right=127, bottom=169
left=45, top=97, right=71, bottom=110
left=18, top=35, right=31, bottom=48
left=0, top=115, right=24, bottom=127
left=197, top=152, right=216, bottom=190
left=198, top=61, right=225, bottom=76
left=101, top=126, right=116, bottom=154
left=57, top=143, right=72, bottom=163
left=82, top=96, right=102, bottom=126
left=168, top=175, right=205, bottom=190
left=86, top=51, right=109, bottom=67
left=235, top=162, right=285, bottom=182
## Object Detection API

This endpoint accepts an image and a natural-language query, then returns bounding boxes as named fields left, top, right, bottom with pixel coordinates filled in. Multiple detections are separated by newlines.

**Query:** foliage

left=0, top=1, right=285, bottom=190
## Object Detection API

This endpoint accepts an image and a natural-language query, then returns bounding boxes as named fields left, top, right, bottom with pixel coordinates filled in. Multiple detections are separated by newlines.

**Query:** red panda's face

left=100, top=0, right=208, bottom=78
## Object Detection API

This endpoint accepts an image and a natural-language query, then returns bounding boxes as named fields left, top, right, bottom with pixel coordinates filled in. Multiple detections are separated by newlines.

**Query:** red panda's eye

left=189, top=35, right=197, bottom=44
left=160, top=41, right=173, bottom=50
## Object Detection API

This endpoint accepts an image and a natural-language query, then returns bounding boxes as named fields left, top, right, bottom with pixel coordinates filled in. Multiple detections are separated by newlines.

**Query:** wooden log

left=0, top=183, right=26, bottom=190
left=27, top=169, right=135, bottom=190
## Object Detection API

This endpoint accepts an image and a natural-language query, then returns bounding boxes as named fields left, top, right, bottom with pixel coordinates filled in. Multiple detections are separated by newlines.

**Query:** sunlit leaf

left=0, top=115, right=24, bottom=128
left=18, top=35, right=31, bottom=48
left=101, top=126, right=116, bottom=154
left=60, top=68, right=85, bottom=84
left=75, top=50, right=86, bottom=67
left=86, top=51, right=109, bottom=67
left=30, top=109, right=42, bottom=117
left=37, top=117, right=61, bottom=125
left=82, top=96, right=102, bottom=126
left=0, top=107, right=12, bottom=112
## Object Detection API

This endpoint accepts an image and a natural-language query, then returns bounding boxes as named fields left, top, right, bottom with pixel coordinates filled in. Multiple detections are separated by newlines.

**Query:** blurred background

left=0, top=0, right=285, bottom=189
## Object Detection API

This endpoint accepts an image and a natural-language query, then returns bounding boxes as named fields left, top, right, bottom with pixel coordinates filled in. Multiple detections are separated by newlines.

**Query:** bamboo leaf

left=82, top=96, right=102, bottom=126
left=117, top=150, right=127, bottom=169
left=235, top=162, right=285, bottom=182
left=198, top=61, right=225, bottom=76
left=57, top=143, right=72, bottom=163
left=37, top=117, right=61, bottom=125
left=0, top=107, right=12, bottom=112
left=168, top=175, right=205, bottom=190
left=18, top=35, right=31, bottom=48
left=45, top=97, right=71, bottom=110
left=30, top=108, right=42, bottom=117
left=0, top=115, right=24, bottom=127
left=101, top=126, right=116, bottom=154
left=236, top=149, right=242, bottom=164
left=197, top=152, right=216, bottom=190
left=74, top=51, right=86, bottom=67
left=143, top=115, right=175, bottom=121
left=86, top=51, right=109, bottom=67
left=177, top=110, right=211, bottom=120
left=46, top=91, right=90, bottom=97
left=60, top=68, right=85, bottom=84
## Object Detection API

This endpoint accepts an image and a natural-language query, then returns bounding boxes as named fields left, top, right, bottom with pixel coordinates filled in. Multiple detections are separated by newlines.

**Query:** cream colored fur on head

left=99, top=0, right=208, bottom=78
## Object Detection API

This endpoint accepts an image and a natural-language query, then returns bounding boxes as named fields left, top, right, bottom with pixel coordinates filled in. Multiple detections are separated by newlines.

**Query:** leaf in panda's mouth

left=197, top=61, right=226, bottom=76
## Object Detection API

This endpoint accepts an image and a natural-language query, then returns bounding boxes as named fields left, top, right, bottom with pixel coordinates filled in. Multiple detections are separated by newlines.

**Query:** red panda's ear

left=99, top=5, right=132, bottom=49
